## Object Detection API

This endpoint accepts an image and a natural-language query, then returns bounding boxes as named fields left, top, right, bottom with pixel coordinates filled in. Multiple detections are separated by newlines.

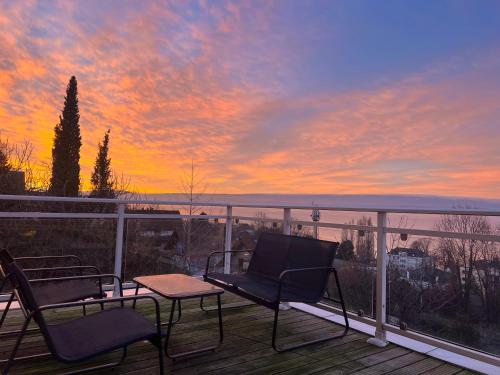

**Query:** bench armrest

left=277, top=266, right=336, bottom=302
left=205, top=250, right=254, bottom=276
left=279, top=266, right=335, bottom=281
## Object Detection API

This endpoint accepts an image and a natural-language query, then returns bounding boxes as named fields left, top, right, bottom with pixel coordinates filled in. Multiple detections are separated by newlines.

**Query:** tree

left=475, top=240, right=500, bottom=323
left=341, top=216, right=375, bottom=263
left=49, top=76, right=81, bottom=196
left=0, top=137, right=36, bottom=194
left=410, top=238, right=432, bottom=255
left=337, top=240, right=355, bottom=261
left=0, top=142, right=11, bottom=173
left=436, top=214, right=491, bottom=317
left=90, top=129, right=115, bottom=198
left=0, top=140, right=13, bottom=194
left=180, top=160, right=208, bottom=255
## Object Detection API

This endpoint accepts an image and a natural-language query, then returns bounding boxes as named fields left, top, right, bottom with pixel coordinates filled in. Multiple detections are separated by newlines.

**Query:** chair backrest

left=286, top=236, right=338, bottom=301
left=5, top=261, right=48, bottom=325
left=0, top=249, right=14, bottom=277
left=247, top=232, right=292, bottom=281
left=5, top=261, right=66, bottom=358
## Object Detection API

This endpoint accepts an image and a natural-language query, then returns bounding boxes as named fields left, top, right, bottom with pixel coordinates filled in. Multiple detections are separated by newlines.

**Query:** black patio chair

left=204, top=232, right=349, bottom=352
left=0, top=249, right=121, bottom=339
left=1, top=261, right=164, bottom=375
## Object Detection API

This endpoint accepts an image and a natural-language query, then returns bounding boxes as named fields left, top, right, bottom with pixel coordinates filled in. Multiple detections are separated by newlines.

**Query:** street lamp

left=311, top=208, right=320, bottom=239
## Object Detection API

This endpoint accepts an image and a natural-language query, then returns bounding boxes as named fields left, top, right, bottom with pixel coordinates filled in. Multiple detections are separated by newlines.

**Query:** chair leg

left=0, top=292, right=14, bottom=330
left=2, top=315, right=31, bottom=374
left=64, top=347, right=128, bottom=375
left=157, top=337, right=165, bottom=375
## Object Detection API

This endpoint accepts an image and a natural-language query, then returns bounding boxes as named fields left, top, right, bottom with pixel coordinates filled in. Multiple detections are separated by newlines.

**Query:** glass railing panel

left=122, top=214, right=225, bottom=281
left=0, top=215, right=117, bottom=294
left=386, top=224, right=500, bottom=357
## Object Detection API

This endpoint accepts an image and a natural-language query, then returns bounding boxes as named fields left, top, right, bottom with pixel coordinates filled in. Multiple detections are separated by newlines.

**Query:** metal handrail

left=0, top=193, right=499, bottom=216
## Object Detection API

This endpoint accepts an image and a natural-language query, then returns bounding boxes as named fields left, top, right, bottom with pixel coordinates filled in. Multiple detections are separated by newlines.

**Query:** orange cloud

left=0, top=1, right=499, bottom=198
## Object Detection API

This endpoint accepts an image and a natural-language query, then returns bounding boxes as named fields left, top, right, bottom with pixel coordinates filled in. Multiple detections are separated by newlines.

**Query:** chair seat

left=33, top=280, right=105, bottom=306
left=206, top=272, right=319, bottom=304
left=46, top=307, right=158, bottom=362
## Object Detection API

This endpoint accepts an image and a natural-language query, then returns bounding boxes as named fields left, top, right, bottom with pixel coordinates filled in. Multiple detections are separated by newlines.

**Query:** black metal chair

left=0, top=249, right=119, bottom=338
left=1, top=261, right=164, bottom=375
left=204, top=232, right=349, bottom=352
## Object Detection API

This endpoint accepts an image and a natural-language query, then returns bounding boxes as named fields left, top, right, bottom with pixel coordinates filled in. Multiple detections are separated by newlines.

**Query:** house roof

left=389, top=247, right=427, bottom=258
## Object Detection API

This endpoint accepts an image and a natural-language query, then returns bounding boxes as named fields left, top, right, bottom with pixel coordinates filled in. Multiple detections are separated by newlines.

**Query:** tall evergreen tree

left=49, top=76, right=81, bottom=196
left=90, top=129, right=115, bottom=198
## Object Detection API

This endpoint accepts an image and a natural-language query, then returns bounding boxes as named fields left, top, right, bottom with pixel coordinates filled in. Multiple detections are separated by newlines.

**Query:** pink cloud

left=0, top=1, right=498, bottom=198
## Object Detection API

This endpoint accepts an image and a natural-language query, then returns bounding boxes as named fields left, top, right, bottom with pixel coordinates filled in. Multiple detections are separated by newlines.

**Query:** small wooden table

left=133, top=274, right=224, bottom=359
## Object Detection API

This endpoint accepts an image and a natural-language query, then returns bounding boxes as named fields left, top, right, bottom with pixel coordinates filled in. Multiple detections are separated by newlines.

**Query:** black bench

left=204, top=232, right=349, bottom=352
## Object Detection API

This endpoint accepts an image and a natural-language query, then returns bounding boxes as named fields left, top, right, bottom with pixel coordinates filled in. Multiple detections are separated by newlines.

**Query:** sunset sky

left=0, top=0, right=499, bottom=197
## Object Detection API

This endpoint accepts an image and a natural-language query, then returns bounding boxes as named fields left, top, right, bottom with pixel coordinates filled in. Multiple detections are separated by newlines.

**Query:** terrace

left=1, top=293, right=474, bottom=374
left=0, top=194, right=499, bottom=374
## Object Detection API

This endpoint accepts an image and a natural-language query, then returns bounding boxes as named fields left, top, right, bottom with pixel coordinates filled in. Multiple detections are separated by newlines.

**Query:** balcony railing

left=0, top=194, right=499, bottom=371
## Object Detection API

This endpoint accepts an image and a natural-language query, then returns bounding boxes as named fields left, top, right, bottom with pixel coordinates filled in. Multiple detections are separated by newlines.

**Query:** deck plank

left=0, top=291, right=475, bottom=375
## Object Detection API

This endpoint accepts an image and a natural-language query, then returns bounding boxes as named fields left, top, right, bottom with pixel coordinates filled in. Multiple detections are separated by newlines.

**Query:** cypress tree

left=49, top=76, right=81, bottom=196
left=90, top=129, right=115, bottom=198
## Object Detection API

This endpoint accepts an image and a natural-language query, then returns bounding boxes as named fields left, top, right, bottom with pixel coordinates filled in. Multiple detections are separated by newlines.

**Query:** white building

left=388, top=247, right=432, bottom=272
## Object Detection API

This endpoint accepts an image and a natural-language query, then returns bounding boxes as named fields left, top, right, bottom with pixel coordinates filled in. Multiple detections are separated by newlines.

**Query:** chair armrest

left=205, top=250, right=254, bottom=276
left=23, top=265, right=102, bottom=277
left=14, top=255, right=82, bottom=267
left=36, top=294, right=159, bottom=312
left=29, top=274, right=123, bottom=297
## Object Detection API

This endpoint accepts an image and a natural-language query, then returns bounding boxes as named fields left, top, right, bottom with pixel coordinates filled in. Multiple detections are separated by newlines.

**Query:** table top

left=133, top=274, right=224, bottom=299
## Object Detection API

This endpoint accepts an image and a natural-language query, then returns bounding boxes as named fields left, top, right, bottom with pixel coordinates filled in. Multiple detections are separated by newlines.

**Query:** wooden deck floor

left=0, top=292, right=474, bottom=375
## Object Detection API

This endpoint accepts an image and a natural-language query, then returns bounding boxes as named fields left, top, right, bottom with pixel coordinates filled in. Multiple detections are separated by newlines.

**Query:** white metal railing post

left=283, top=208, right=292, bottom=235
left=367, top=211, right=389, bottom=347
left=280, top=207, right=293, bottom=310
left=113, top=203, right=126, bottom=296
left=224, top=205, right=233, bottom=274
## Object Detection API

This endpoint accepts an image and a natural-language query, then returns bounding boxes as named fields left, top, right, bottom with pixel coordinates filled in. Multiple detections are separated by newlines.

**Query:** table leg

left=164, top=299, right=177, bottom=358
left=161, top=299, right=181, bottom=327
left=132, top=283, right=139, bottom=309
left=217, top=294, right=223, bottom=344
left=164, top=295, right=224, bottom=360
left=200, top=296, right=208, bottom=312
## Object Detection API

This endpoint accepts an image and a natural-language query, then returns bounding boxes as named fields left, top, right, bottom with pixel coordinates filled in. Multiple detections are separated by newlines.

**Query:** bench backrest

left=248, top=232, right=338, bottom=297
left=247, top=232, right=292, bottom=280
